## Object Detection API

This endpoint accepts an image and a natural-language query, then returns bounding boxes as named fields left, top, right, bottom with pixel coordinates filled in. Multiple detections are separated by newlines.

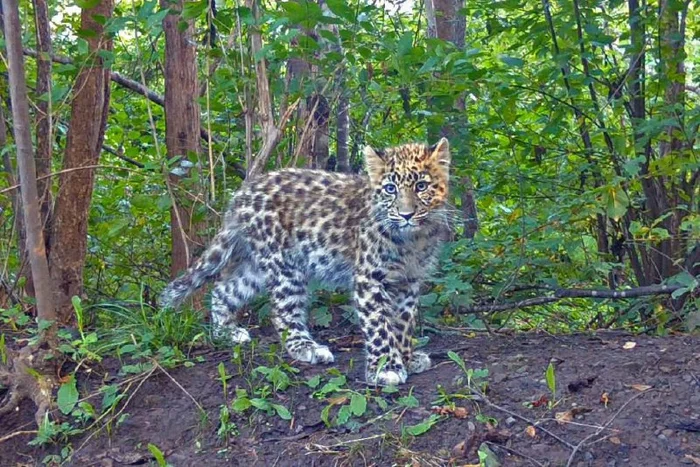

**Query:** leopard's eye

left=415, top=181, right=428, bottom=192
left=383, top=183, right=397, bottom=194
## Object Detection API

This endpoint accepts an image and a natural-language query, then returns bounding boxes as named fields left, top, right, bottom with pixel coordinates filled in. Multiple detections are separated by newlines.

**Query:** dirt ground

left=1, top=330, right=698, bottom=467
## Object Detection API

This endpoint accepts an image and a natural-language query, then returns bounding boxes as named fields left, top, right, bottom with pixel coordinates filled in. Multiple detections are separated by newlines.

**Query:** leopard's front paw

left=288, top=341, right=335, bottom=364
left=407, top=351, right=432, bottom=374
left=366, top=364, right=407, bottom=386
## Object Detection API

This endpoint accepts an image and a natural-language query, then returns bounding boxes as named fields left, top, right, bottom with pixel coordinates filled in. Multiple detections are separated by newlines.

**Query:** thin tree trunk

left=310, top=93, right=330, bottom=169
left=287, top=44, right=312, bottom=165
left=336, top=88, right=349, bottom=172
left=0, top=101, right=27, bottom=293
left=625, top=0, right=650, bottom=286
left=246, top=0, right=298, bottom=178
left=0, top=0, right=58, bottom=425
left=3, top=0, right=53, bottom=325
left=425, top=0, right=472, bottom=239
left=49, top=0, right=113, bottom=323
left=161, top=0, right=203, bottom=277
left=32, top=0, right=52, bottom=247
left=461, top=176, right=478, bottom=239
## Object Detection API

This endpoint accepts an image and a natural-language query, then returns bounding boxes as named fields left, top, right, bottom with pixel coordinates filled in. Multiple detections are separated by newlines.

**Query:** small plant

left=312, top=373, right=371, bottom=429
left=230, top=387, right=293, bottom=420
left=447, top=351, right=489, bottom=394
left=544, top=361, right=561, bottom=409
left=216, top=362, right=238, bottom=442
left=147, top=443, right=171, bottom=467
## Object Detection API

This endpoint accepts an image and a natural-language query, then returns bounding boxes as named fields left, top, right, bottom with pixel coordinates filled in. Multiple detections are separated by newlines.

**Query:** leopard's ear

left=363, top=145, right=386, bottom=181
left=428, top=138, right=450, bottom=168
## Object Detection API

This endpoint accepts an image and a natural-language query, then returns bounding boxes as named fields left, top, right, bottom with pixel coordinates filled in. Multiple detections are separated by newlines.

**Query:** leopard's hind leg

left=211, top=261, right=264, bottom=343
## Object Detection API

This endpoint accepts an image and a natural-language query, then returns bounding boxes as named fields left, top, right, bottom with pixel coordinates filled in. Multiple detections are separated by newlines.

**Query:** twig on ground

left=486, top=441, right=545, bottom=467
left=72, top=366, right=157, bottom=457
left=154, top=361, right=205, bottom=414
left=565, top=389, right=652, bottom=467
left=262, top=422, right=327, bottom=443
left=305, top=433, right=386, bottom=453
left=471, top=392, right=575, bottom=449
left=0, top=430, right=38, bottom=444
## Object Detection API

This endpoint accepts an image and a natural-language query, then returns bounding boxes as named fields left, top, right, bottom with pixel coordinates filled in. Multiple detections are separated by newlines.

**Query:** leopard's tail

left=159, top=229, right=244, bottom=309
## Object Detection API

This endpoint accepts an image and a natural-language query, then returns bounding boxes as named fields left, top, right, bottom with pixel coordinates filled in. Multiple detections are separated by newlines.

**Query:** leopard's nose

left=399, top=212, right=414, bottom=221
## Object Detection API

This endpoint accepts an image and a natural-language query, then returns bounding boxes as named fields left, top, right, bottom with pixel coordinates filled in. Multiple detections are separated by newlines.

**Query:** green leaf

left=326, top=0, right=356, bottom=21
left=397, top=32, right=413, bottom=57
left=349, top=393, right=367, bottom=417
left=397, top=393, right=419, bottom=408
left=545, top=362, right=556, bottom=397
left=181, top=0, right=207, bottom=20
left=403, top=414, right=441, bottom=436
left=420, top=293, right=438, bottom=306
left=603, top=186, right=630, bottom=220
left=250, top=398, right=270, bottom=410
left=57, top=375, right=79, bottom=415
left=231, top=397, right=252, bottom=412
left=78, top=401, right=96, bottom=419
left=336, top=404, right=352, bottom=425
left=306, top=375, right=321, bottom=388
left=148, top=443, right=168, bottom=467
left=75, top=0, right=101, bottom=9
left=321, top=404, right=332, bottom=426
left=447, top=350, right=468, bottom=375
left=312, top=306, right=332, bottom=327
left=499, top=55, right=524, bottom=67
left=272, top=404, right=293, bottom=420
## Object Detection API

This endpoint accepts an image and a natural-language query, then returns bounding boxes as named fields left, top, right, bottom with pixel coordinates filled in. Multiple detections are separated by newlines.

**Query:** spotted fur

left=160, top=138, right=452, bottom=385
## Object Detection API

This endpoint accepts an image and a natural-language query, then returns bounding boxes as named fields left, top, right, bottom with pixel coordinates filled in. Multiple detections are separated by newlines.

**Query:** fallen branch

left=460, top=283, right=684, bottom=314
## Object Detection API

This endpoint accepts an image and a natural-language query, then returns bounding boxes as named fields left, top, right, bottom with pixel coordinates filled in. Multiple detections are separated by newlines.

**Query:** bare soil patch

left=2, top=331, right=698, bottom=466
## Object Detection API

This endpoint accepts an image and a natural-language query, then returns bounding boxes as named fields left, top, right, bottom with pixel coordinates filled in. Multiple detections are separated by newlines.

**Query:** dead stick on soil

left=306, top=433, right=387, bottom=452
left=73, top=366, right=157, bottom=456
left=565, top=389, right=652, bottom=467
left=0, top=430, right=38, bottom=444
left=473, top=392, right=575, bottom=449
left=154, top=361, right=205, bottom=414
left=486, top=441, right=545, bottom=467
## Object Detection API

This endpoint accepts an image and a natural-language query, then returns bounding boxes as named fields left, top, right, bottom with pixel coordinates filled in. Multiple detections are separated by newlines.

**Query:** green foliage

left=313, top=373, right=375, bottom=428
left=147, top=443, right=170, bottom=467
left=544, top=361, right=559, bottom=409
left=57, top=375, right=79, bottom=415
left=402, top=414, right=442, bottom=437
left=448, top=351, right=489, bottom=394
left=1, top=0, right=697, bottom=342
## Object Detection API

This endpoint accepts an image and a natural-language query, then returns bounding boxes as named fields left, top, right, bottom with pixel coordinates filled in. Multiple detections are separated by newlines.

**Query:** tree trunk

left=287, top=43, right=312, bottom=166
left=0, top=0, right=58, bottom=426
left=49, top=0, right=113, bottom=323
left=246, top=0, right=298, bottom=178
left=161, top=0, right=203, bottom=277
left=310, top=93, right=330, bottom=169
left=32, top=0, right=52, bottom=248
left=335, top=88, right=349, bottom=172
left=425, top=0, right=472, bottom=239
left=0, top=100, right=27, bottom=302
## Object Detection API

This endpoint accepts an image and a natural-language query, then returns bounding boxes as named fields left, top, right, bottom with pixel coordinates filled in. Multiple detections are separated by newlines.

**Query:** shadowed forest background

left=0, top=0, right=698, bottom=465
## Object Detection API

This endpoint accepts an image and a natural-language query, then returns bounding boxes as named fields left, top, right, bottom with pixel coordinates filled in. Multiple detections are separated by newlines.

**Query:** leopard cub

left=161, top=138, right=452, bottom=385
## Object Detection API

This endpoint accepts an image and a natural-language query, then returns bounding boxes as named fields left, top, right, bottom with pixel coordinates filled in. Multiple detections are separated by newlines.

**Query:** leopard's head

left=364, top=138, right=451, bottom=231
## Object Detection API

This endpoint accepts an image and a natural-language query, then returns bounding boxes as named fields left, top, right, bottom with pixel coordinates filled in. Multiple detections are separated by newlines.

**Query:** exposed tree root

left=0, top=344, right=58, bottom=427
